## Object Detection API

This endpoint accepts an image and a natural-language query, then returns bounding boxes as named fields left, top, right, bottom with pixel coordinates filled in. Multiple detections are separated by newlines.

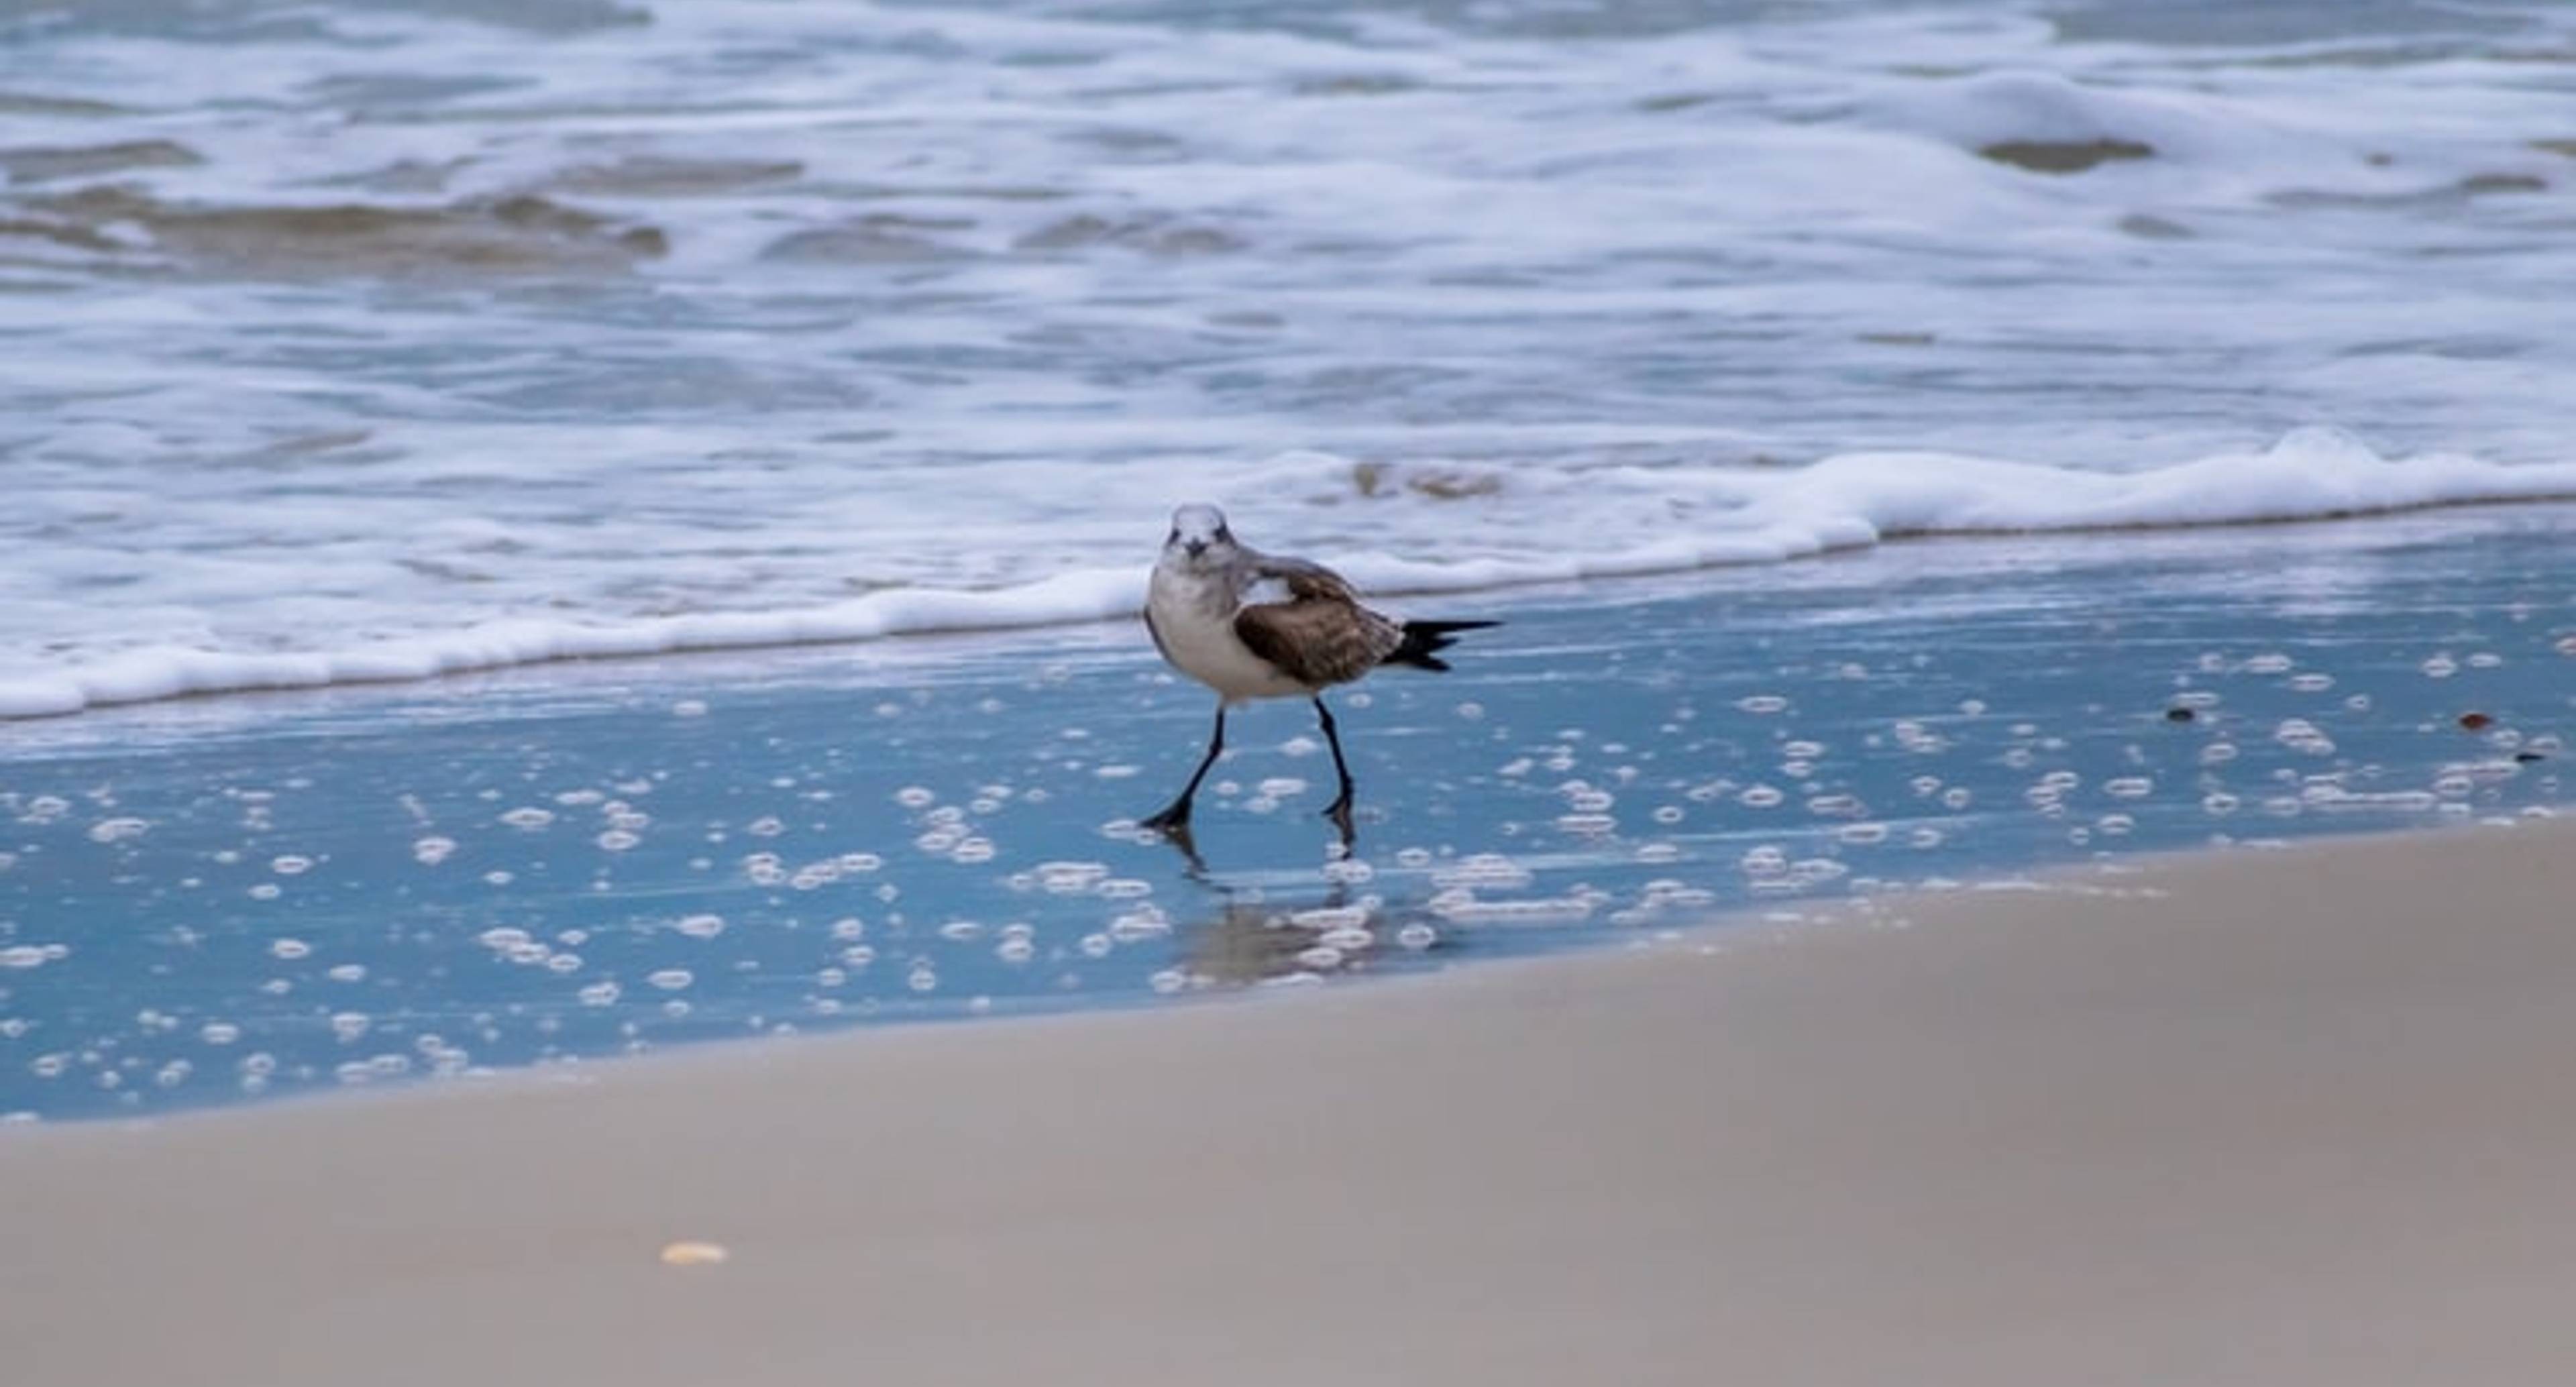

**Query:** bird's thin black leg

left=1142, top=704, right=1226, bottom=835
left=1313, top=696, right=1356, bottom=842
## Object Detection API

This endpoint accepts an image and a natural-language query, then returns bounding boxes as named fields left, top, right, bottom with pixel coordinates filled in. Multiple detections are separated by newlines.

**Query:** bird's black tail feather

left=1385, top=619, right=1500, bottom=673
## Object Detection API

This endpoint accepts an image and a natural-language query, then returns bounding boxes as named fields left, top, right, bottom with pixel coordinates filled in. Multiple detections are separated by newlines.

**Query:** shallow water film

left=3, top=510, right=2569, bottom=1120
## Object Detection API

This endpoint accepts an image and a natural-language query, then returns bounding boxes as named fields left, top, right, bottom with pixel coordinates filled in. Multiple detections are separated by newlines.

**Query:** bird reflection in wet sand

left=1141, top=503, right=1496, bottom=854
left=1177, top=884, right=1438, bottom=988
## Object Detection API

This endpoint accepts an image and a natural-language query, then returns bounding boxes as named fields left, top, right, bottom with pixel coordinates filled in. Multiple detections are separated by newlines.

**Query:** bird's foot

left=1322, top=796, right=1356, bottom=848
left=1139, top=807, right=1207, bottom=874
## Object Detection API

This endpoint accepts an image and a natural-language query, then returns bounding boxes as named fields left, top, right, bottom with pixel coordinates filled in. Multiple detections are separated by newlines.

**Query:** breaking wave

left=6, top=429, right=2567, bottom=719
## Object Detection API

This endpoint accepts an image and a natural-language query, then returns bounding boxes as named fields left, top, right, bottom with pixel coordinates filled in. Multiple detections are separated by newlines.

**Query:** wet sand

left=6, top=819, right=2574, bottom=1386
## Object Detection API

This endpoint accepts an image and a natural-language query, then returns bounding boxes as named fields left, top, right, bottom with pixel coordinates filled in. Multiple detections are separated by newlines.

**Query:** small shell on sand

left=658, top=1241, right=731, bottom=1268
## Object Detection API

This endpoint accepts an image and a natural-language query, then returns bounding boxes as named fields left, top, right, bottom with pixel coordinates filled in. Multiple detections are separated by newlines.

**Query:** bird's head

left=1163, top=503, right=1238, bottom=570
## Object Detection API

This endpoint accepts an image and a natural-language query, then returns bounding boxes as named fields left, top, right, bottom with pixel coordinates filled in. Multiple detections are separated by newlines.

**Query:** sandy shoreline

left=7, top=820, right=2575, bottom=1386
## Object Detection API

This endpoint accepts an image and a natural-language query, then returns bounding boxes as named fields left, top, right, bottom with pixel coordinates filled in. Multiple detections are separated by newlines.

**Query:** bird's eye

left=1214, top=526, right=1231, bottom=541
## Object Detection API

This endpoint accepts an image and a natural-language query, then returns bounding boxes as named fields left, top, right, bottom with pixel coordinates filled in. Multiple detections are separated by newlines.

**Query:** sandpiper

left=1141, top=503, right=1496, bottom=842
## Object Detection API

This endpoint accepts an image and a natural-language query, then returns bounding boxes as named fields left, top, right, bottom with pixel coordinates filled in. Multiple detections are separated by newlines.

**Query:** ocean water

left=3, top=505, right=2571, bottom=1121
left=3, top=0, right=2574, bottom=712
left=3, top=0, right=2575, bottom=1121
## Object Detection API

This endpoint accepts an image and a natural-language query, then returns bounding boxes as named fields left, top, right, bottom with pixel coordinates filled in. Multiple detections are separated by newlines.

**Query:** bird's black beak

left=1184, top=539, right=1208, bottom=558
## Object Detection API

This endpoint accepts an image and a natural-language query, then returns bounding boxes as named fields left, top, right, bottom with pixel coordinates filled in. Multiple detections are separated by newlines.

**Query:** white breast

left=1149, top=566, right=1310, bottom=704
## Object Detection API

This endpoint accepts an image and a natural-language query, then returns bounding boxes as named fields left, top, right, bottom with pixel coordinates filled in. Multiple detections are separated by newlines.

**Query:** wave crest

left=5, top=429, right=2567, bottom=720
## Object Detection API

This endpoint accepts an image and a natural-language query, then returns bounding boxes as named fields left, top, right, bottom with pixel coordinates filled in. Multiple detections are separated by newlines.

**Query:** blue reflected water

left=2, top=508, right=2569, bottom=1120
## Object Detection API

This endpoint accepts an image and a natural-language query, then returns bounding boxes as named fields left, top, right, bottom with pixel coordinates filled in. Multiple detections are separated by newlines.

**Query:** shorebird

left=1141, top=503, right=1496, bottom=842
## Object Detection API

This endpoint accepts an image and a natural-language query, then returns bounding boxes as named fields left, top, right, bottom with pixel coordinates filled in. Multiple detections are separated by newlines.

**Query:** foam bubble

left=86, top=817, right=150, bottom=844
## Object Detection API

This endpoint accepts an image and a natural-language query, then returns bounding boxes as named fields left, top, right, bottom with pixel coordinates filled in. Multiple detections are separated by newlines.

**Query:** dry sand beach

left=7, top=818, right=2573, bottom=1387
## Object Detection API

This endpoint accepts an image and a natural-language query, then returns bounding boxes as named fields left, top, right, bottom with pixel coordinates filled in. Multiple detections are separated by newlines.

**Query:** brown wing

left=1258, top=557, right=1360, bottom=605
left=1232, top=557, right=1401, bottom=689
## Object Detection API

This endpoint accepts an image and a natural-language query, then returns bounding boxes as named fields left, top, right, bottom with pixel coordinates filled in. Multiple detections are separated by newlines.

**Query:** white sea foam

left=1, top=0, right=2570, bottom=718
left=1, top=430, right=2563, bottom=718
